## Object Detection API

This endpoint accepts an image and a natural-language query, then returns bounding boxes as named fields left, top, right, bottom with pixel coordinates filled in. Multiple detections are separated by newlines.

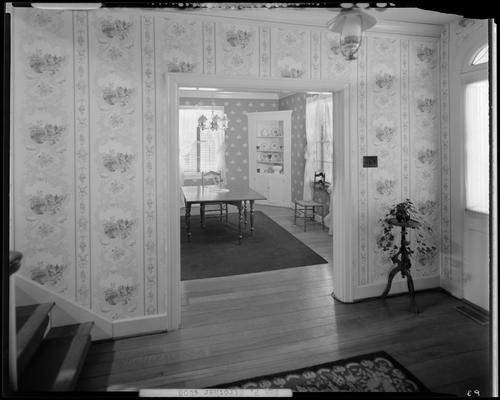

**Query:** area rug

left=181, top=211, right=328, bottom=280
left=210, top=351, right=430, bottom=392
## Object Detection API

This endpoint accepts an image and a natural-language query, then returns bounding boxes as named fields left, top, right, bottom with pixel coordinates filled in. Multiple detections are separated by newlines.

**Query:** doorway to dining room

left=163, top=74, right=351, bottom=330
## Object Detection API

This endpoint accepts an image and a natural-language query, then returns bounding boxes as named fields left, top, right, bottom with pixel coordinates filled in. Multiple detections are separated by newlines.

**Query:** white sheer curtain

left=212, top=129, right=226, bottom=183
left=179, top=108, right=200, bottom=184
left=304, top=97, right=319, bottom=201
left=303, top=94, right=333, bottom=201
left=465, top=79, right=489, bottom=213
left=179, top=106, right=226, bottom=183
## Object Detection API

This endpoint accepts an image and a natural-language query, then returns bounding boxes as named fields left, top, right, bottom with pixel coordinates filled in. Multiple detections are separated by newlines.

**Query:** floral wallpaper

left=409, top=40, right=441, bottom=277
left=179, top=97, right=278, bottom=184
left=216, top=23, right=259, bottom=76
left=89, top=12, right=145, bottom=320
left=160, top=17, right=202, bottom=73
left=271, top=28, right=309, bottom=79
left=366, top=37, right=402, bottom=284
left=13, top=9, right=76, bottom=299
left=321, top=31, right=350, bottom=79
left=11, top=8, right=449, bottom=323
left=358, top=36, right=442, bottom=286
left=12, top=9, right=159, bottom=321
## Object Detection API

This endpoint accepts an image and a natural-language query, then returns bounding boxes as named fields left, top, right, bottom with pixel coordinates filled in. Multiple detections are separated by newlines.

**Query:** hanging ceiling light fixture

left=327, top=7, right=377, bottom=61
left=197, top=94, right=229, bottom=132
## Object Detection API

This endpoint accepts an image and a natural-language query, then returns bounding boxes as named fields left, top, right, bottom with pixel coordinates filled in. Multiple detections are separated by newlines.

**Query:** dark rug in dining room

left=181, top=211, right=328, bottom=280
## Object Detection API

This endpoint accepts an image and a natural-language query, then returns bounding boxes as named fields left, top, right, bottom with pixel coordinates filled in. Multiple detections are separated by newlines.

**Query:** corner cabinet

left=247, top=110, right=292, bottom=207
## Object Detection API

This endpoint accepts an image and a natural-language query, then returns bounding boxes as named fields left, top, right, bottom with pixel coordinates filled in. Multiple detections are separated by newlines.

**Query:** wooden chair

left=201, top=170, right=228, bottom=225
left=294, top=172, right=326, bottom=232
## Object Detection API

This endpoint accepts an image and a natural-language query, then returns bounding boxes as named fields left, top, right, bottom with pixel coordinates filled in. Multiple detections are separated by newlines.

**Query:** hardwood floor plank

left=77, top=205, right=491, bottom=395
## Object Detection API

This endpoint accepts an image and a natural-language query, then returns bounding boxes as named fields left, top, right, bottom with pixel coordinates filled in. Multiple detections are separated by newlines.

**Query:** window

left=303, top=93, right=333, bottom=200
left=179, top=106, right=226, bottom=180
left=464, top=79, right=489, bottom=213
left=471, top=45, right=488, bottom=66
left=314, top=123, right=333, bottom=185
left=306, top=94, right=333, bottom=176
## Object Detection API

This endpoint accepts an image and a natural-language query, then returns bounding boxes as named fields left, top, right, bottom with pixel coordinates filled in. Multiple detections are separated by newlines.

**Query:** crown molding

left=147, top=8, right=452, bottom=38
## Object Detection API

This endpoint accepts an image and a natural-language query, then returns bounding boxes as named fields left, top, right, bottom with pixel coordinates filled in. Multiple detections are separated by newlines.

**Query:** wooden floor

left=77, top=205, right=491, bottom=396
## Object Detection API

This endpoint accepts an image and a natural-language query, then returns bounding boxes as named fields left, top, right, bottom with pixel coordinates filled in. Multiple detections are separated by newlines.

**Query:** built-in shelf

left=257, top=161, right=282, bottom=165
left=248, top=110, right=292, bottom=207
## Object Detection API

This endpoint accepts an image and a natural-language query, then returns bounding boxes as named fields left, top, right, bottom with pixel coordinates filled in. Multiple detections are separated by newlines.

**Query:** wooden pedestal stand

left=381, top=217, right=420, bottom=313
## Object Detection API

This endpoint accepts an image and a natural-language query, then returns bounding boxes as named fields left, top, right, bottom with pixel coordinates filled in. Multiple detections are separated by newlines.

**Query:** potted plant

left=378, top=198, right=437, bottom=263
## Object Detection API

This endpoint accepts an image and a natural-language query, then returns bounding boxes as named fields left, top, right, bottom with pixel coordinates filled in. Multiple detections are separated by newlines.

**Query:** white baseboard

left=353, top=275, right=440, bottom=300
left=112, top=314, right=168, bottom=338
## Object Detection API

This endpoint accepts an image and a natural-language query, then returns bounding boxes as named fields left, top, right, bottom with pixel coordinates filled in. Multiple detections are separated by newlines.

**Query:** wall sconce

left=327, top=8, right=377, bottom=61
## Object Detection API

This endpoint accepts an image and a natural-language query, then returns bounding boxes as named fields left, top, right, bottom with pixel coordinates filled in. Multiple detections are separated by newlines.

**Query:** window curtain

left=304, top=96, right=319, bottom=201
left=212, top=129, right=226, bottom=183
left=304, top=94, right=333, bottom=201
left=179, top=108, right=200, bottom=184
left=179, top=106, right=226, bottom=184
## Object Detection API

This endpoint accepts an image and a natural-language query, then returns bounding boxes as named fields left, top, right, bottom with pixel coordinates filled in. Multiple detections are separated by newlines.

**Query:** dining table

left=181, top=184, right=267, bottom=244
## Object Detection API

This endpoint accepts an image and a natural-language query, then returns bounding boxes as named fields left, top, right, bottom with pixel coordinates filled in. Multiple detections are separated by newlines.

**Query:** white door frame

left=161, top=73, right=355, bottom=330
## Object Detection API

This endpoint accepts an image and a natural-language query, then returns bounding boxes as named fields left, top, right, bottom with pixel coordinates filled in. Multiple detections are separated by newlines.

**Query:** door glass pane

left=465, top=79, right=489, bottom=213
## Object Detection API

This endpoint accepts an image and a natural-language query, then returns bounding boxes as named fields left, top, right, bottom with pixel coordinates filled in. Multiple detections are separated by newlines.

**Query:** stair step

left=45, top=321, right=94, bottom=339
left=16, top=302, right=55, bottom=375
left=19, top=322, right=94, bottom=392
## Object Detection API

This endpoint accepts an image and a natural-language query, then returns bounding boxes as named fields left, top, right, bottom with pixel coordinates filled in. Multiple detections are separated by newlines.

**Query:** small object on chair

left=313, top=171, right=329, bottom=191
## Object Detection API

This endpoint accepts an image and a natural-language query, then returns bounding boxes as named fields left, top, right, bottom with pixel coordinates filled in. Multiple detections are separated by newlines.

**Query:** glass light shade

left=220, top=114, right=229, bottom=129
left=198, top=114, right=208, bottom=130
left=340, top=14, right=362, bottom=60
left=211, top=114, right=220, bottom=130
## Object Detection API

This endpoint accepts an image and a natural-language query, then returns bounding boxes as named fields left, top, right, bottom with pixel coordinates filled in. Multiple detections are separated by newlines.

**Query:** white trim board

left=179, top=90, right=282, bottom=100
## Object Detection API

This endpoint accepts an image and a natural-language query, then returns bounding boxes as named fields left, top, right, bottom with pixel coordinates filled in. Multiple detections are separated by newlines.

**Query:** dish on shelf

left=270, top=142, right=279, bottom=150
left=260, top=128, right=269, bottom=137
left=271, top=153, right=281, bottom=162
left=260, top=142, right=269, bottom=150
left=271, top=128, right=280, bottom=136
left=273, top=166, right=282, bottom=173
left=265, top=166, right=274, bottom=173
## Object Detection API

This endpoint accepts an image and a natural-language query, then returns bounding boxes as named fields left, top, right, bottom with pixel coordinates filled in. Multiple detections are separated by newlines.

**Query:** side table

left=380, top=217, right=420, bottom=313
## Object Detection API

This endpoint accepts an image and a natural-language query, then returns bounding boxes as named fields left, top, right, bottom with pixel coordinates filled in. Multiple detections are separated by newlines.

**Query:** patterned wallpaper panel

left=10, top=8, right=448, bottom=324
left=216, top=23, right=259, bottom=76
left=366, top=37, right=403, bottom=285
left=179, top=97, right=278, bottom=184
left=88, top=11, right=145, bottom=319
left=12, top=9, right=159, bottom=321
left=357, top=36, right=442, bottom=286
left=13, top=9, right=76, bottom=299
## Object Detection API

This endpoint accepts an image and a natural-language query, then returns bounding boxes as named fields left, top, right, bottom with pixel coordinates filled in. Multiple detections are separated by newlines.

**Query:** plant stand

left=380, top=218, right=421, bottom=313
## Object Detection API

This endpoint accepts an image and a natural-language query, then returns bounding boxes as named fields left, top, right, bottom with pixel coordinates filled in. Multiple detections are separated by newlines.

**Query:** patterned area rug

left=211, top=351, right=430, bottom=392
